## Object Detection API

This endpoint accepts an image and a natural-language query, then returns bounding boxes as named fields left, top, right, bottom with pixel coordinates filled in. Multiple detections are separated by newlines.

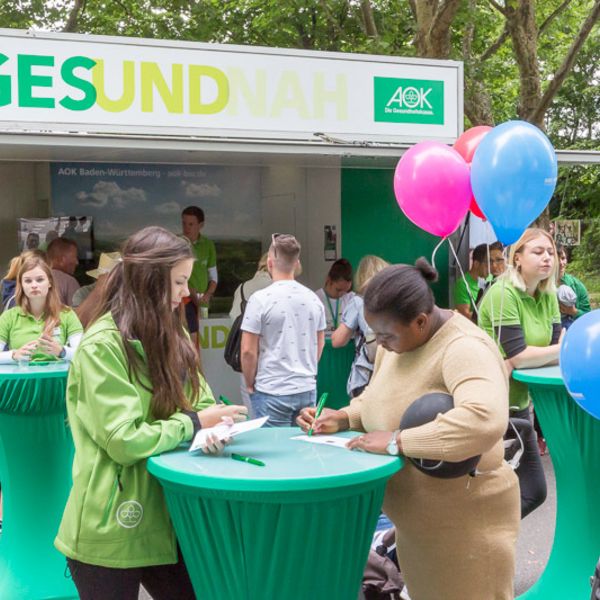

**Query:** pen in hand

left=219, top=395, right=233, bottom=406
left=308, top=392, right=329, bottom=437
left=231, top=453, right=265, bottom=467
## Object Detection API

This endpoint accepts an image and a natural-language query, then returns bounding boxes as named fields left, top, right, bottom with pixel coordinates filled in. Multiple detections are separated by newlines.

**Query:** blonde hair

left=257, top=252, right=269, bottom=273
left=503, top=228, right=558, bottom=294
left=355, top=255, right=389, bottom=295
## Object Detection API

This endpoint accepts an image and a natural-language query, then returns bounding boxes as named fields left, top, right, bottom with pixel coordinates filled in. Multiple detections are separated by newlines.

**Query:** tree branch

left=538, top=0, right=572, bottom=38
left=62, top=0, right=85, bottom=32
left=488, top=0, right=507, bottom=16
left=360, top=0, right=379, bottom=38
left=430, top=0, right=462, bottom=39
left=529, top=0, right=600, bottom=124
left=481, top=25, right=509, bottom=61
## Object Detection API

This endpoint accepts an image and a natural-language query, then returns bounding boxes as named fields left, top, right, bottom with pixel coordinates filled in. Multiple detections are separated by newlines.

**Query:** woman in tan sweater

left=299, top=259, right=520, bottom=600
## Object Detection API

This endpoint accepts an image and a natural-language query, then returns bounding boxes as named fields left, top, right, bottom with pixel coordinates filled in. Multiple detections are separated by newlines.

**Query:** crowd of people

left=0, top=209, right=594, bottom=599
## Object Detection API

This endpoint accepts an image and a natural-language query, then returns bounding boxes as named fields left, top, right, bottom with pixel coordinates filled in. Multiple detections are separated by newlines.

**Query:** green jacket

left=55, top=312, right=215, bottom=568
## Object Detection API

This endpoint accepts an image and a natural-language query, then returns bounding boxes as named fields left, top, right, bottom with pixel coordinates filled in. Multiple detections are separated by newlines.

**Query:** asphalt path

left=515, top=453, right=556, bottom=596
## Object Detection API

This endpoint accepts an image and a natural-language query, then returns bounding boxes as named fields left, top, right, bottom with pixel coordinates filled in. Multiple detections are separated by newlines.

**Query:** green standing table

left=513, top=366, right=600, bottom=600
left=316, top=339, right=355, bottom=410
left=0, top=362, right=77, bottom=600
left=148, top=427, right=401, bottom=600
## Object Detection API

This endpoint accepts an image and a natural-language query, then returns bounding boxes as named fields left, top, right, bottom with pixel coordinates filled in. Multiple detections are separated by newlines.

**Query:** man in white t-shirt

left=241, top=234, right=326, bottom=427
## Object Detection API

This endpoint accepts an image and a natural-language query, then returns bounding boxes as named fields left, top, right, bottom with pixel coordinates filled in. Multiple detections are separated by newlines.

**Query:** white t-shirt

left=241, top=280, right=326, bottom=395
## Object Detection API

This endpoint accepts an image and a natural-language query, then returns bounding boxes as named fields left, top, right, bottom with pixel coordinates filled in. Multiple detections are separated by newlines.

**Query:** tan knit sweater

left=342, top=312, right=520, bottom=600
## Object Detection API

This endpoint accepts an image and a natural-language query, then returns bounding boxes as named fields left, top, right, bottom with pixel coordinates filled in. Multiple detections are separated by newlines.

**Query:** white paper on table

left=189, top=416, right=269, bottom=452
left=290, top=434, right=351, bottom=450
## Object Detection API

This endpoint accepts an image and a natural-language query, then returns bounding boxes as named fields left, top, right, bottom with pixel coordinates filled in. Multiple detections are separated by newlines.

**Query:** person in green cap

left=453, top=243, right=490, bottom=321
left=55, top=226, right=246, bottom=599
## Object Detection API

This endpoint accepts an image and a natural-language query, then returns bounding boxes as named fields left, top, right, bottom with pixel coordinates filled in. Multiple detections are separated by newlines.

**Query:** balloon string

left=448, top=238, right=480, bottom=320
left=431, top=237, right=447, bottom=273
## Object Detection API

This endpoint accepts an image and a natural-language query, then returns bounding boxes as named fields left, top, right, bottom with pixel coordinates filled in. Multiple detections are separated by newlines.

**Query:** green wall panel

left=341, top=168, right=449, bottom=307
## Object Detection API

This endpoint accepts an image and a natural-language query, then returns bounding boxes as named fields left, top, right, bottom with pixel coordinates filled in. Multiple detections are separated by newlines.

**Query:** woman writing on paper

left=55, top=227, right=247, bottom=600
left=0, top=253, right=83, bottom=364
left=299, top=260, right=519, bottom=600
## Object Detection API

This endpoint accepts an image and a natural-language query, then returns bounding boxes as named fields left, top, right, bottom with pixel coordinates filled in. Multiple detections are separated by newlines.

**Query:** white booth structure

left=0, top=28, right=463, bottom=400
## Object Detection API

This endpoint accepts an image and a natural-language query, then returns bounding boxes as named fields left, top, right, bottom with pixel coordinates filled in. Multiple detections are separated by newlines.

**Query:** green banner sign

left=374, top=77, right=444, bottom=125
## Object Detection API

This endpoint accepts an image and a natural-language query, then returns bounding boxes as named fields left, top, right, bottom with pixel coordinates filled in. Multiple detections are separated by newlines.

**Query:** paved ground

left=140, top=455, right=557, bottom=600
left=515, top=453, right=556, bottom=596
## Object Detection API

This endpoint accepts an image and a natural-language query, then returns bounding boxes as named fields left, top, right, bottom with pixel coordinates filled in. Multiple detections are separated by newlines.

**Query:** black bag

left=224, top=283, right=247, bottom=372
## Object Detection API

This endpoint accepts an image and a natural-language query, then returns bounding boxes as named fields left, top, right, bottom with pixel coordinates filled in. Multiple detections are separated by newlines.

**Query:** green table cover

left=148, top=427, right=401, bottom=600
left=513, top=366, right=600, bottom=600
left=316, top=339, right=355, bottom=410
left=0, top=362, right=77, bottom=600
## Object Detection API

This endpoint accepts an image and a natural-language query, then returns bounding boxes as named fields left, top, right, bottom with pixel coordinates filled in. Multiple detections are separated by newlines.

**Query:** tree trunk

left=411, top=0, right=462, bottom=58
left=504, top=0, right=543, bottom=126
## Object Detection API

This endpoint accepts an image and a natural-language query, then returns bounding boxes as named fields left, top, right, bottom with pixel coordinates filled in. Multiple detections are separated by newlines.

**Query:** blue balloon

left=560, top=310, right=600, bottom=420
left=471, top=121, right=558, bottom=245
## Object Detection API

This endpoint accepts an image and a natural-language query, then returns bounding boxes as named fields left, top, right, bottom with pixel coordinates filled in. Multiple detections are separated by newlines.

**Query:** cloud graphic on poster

left=76, top=181, right=147, bottom=209
left=155, top=201, right=182, bottom=215
left=181, top=181, right=221, bottom=198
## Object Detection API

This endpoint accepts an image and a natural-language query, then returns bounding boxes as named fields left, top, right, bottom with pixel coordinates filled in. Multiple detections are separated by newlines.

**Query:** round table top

left=512, top=365, right=564, bottom=386
left=0, top=361, right=70, bottom=381
left=148, top=427, right=402, bottom=493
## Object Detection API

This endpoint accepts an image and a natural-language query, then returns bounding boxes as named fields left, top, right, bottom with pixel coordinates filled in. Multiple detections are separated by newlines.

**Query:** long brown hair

left=89, top=226, right=201, bottom=420
left=75, top=277, right=107, bottom=330
left=15, top=254, right=63, bottom=334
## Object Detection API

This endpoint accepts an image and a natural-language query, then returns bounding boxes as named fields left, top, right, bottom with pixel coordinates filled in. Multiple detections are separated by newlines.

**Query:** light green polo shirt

left=0, top=307, right=83, bottom=362
left=453, top=272, right=480, bottom=309
left=478, top=280, right=560, bottom=410
left=561, top=273, right=591, bottom=318
left=188, top=235, right=217, bottom=293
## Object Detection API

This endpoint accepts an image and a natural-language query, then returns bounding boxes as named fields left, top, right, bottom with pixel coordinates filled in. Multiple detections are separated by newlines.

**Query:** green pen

left=219, top=395, right=233, bottom=406
left=308, top=392, right=329, bottom=437
left=231, top=453, right=265, bottom=467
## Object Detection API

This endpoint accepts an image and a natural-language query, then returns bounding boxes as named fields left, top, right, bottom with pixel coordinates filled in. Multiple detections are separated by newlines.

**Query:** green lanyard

left=325, top=294, right=340, bottom=329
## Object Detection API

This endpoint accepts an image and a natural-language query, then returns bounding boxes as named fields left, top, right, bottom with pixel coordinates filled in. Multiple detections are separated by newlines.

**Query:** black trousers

left=508, top=407, right=547, bottom=519
left=66, top=547, right=196, bottom=600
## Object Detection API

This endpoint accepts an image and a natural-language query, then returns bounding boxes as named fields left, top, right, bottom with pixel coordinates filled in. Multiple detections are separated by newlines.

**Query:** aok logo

left=374, top=77, right=444, bottom=125
left=386, top=86, right=433, bottom=110
left=116, top=500, right=143, bottom=529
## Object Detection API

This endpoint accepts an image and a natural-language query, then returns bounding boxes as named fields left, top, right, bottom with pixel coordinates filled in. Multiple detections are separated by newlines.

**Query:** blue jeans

left=250, top=389, right=316, bottom=427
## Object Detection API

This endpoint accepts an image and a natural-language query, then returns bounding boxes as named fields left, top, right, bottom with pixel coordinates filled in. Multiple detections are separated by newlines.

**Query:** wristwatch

left=386, top=430, right=401, bottom=456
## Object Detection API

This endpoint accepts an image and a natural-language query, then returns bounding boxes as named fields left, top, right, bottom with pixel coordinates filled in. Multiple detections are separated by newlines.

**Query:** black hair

left=555, top=243, right=569, bottom=259
left=489, top=241, right=503, bottom=252
left=471, top=243, right=490, bottom=263
left=181, top=206, right=205, bottom=223
left=364, top=258, right=438, bottom=324
left=327, top=258, right=353, bottom=282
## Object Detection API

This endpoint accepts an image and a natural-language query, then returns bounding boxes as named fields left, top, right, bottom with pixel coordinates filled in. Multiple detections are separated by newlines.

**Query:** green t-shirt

left=478, top=280, right=561, bottom=410
left=188, top=236, right=217, bottom=294
left=560, top=273, right=591, bottom=318
left=453, top=272, right=480, bottom=309
left=0, top=306, right=83, bottom=362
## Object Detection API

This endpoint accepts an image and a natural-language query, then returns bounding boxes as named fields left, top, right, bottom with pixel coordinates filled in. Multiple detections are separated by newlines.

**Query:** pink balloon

left=394, top=142, right=472, bottom=237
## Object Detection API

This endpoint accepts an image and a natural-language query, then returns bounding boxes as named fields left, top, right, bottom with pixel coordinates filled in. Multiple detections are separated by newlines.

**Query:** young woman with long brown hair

left=55, top=226, right=247, bottom=600
left=0, top=253, right=82, bottom=363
